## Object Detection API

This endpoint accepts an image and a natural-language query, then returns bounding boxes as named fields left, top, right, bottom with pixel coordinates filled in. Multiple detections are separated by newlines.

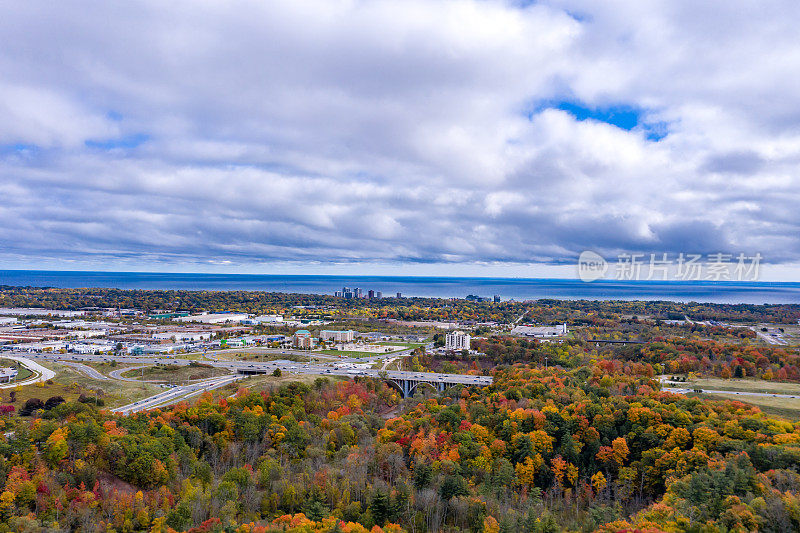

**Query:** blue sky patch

left=85, top=133, right=150, bottom=150
left=0, top=143, right=40, bottom=156
left=532, top=100, right=668, bottom=141
left=554, top=101, right=640, bottom=130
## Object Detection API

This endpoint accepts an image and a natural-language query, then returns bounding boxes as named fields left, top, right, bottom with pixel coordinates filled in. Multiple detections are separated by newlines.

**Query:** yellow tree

left=515, top=455, right=543, bottom=486
left=591, top=471, right=607, bottom=494
left=611, top=437, right=629, bottom=466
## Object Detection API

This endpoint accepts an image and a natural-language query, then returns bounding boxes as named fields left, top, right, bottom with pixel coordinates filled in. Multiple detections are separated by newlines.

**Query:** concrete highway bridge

left=22, top=353, right=493, bottom=400
left=220, top=361, right=493, bottom=398
left=585, top=339, right=647, bottom=346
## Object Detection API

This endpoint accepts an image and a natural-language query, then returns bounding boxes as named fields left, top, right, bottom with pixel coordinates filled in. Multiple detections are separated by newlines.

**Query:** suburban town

left=1, top=286, right=800, bottom=531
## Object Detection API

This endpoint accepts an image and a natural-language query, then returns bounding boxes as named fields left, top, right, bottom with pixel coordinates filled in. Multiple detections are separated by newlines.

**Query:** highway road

left=108, top=364, right=166, bottom=382
left=59, top=361, right=109, bottom=380
left=21, top=352, right=493, bottom=387
left=114, top=374, right=243, bottom=414
left=0, top=347, right=492, bottom=414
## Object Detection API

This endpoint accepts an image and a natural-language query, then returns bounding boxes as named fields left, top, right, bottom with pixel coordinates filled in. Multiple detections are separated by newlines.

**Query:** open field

left=83, top=361, right=141, bottom=375
left=671, top=375, right=800, bottom=420
left=120, top=363, right=229, bottom=383
left=762, top=324, right=800, bottom=345
left=321, top=343, right=409, bottom=358
left=687, top=391, right=800, bottom=420
left=0, top=364, right=162, bottom=413
left=749, top=324, right=800, bottom=346
left=670, top=375, right=800, bottom=395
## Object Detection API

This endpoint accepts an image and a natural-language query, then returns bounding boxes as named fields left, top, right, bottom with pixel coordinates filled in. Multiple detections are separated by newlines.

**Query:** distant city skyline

left=2, top=2, right=800, bottom=280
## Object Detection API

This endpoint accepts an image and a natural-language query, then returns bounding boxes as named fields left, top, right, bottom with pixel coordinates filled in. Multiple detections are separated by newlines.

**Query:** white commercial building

left=0, top=308, right=85, bottom=317
left=14, top=341, right=68, bottom=352
left=0, top=317, right=17, bottom=325
left=511, top=324, right=568, bottom=338
left=72, top=329, right=109, bottom=339
left=320, top=330, right=355, bottom=342
left=153, top=331, right=211, bottom=342
left=54, top=320, right=92, bottom=329
left=67, top=343, right=115, bottom=354
left=176, top=313, right=249, bottom=324
left=142, top=344, right=185, bottom=354
left=445, top=331, right=471, bottom=351
left=0, top=367, right=18, bottom=383
left=242, top=314, right=284, bottom=325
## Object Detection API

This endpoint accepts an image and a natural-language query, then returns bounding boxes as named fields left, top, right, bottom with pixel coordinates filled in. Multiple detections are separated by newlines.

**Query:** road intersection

left=2, top=347, right=492, bottom=414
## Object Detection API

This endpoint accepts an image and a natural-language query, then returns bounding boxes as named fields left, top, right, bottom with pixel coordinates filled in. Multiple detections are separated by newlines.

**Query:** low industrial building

left=148, top=311, right=190, bottom=319
left=511, top=324, right=569, bottom=338
left=0, top=367, right=18, bottom=383
left=221, top=337, right=247, bottom=347
left=12, top=341, right=68, bottom=352
left=176, top=313, right=249, bottom=324
left=71, top=329, right=109, bottom=339
left=67, top=343, right=115, bottom=354
left=242, top=315, right=284, bottom=325
left=153, top=331, right=212, bottom=342
left=140, top=344, right=186, bottom=354
left=0, top=308, right=86, bottom=317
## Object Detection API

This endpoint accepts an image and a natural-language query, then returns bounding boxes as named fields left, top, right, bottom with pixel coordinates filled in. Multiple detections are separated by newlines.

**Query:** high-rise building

left=493, top=295, right=501, bottom=303
left=445, top=331, right=471, bottom=351
left=375, top=291, right=382, bottom=299
left=368, top=290, right=375, bottom=299
left=396, top=292, right=402, bottom=298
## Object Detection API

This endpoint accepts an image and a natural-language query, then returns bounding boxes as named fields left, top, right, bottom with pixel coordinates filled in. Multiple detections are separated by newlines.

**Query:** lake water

left=1, top=270, right=799, bottom=304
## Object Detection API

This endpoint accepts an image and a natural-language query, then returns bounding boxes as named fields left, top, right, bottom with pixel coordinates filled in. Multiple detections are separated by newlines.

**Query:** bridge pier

left=391, top=378, right=419, bottom=399
left=389, top=378, right=454, bottom=399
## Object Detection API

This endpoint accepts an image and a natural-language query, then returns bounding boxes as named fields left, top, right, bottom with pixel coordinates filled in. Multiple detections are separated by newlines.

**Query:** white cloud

left=0, top=0, right=799, bottom=273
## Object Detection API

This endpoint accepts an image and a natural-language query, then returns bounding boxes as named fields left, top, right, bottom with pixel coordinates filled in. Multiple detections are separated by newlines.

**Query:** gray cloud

left=0, top=1, right=799, bottom=272
left=703, top=151, right=765, bottom=175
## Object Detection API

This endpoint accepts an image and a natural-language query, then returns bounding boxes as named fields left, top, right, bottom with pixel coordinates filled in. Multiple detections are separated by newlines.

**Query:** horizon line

left=2, top=268, right=800, bottom=285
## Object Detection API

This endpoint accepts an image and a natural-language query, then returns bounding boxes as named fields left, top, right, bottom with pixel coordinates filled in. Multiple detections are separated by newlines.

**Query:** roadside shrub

left=19, top=398, right=44, bottom=416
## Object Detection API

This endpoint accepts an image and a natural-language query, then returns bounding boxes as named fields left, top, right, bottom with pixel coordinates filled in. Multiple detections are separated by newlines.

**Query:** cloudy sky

left=2, top=0, right=800, bottom=279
